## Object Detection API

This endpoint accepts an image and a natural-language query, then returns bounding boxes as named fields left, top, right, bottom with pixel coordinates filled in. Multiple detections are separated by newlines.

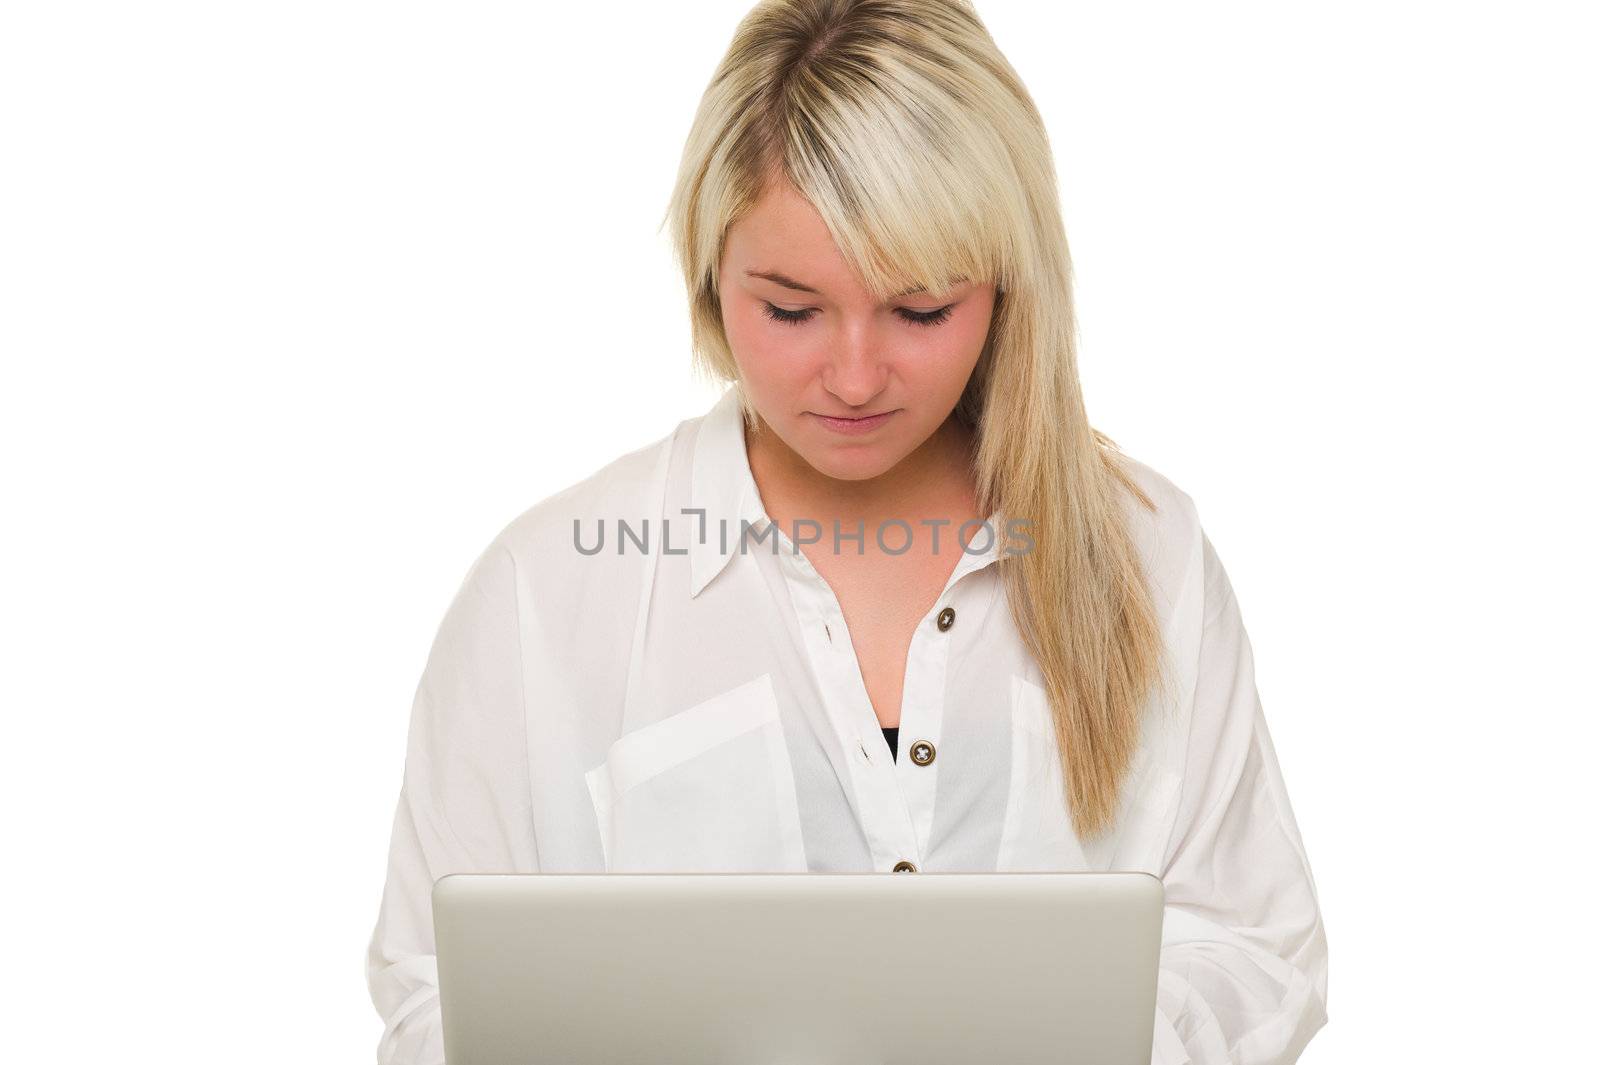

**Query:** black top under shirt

left=882, top=726, right=899, bottom=761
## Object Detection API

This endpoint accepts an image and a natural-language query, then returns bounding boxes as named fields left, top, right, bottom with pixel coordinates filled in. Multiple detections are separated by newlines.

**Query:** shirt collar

left=688, top=387, right=764, bottom=598
left=687, top=386, right=1009, bottom=598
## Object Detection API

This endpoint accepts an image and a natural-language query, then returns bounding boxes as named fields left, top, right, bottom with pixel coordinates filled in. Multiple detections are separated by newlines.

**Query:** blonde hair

left=662, top=0, right=1167, bottom=839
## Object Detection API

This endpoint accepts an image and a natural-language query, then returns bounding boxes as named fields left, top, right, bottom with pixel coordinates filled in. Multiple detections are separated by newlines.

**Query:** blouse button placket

left=778, top=537, right=923, bottom=871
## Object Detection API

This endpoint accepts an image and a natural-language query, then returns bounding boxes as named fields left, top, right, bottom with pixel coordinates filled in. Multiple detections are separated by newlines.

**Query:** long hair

left=662, top=0, right=1167, bottom=839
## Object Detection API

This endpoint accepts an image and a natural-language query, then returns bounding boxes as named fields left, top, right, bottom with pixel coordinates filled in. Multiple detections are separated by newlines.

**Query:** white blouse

left=365, top=386, right=1329, bottom=1064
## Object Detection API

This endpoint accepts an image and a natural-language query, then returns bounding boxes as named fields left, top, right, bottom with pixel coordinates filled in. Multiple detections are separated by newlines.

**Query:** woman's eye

left=761, top=302, right=816, bottom=326
left=760, top=302, right=954, bottom=327
left=896, top=305, right=954, bottom=327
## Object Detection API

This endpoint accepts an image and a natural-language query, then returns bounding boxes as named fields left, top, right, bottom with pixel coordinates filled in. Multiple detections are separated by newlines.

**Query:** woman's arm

left=1152, top=530, right=1330, bottom=1064
left=365, top=540, right=539, bottom=1065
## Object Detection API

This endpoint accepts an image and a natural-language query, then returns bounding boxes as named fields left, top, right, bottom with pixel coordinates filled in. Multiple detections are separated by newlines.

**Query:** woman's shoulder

left=1103, top=446, right=1207, bottom=607
left=1107, top=446, right=1200, bottom=535
left=493, top=423, right=686, bottom=560
left=462, top=403, right=721, bottom=599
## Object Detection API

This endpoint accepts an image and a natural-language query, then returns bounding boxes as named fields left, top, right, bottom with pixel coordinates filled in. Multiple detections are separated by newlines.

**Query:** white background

left=3, top=1, right=1595, bottom=1060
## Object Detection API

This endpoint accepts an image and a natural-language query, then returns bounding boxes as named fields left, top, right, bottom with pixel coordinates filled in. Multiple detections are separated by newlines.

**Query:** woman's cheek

left=737, top=313, right=813, bottom=385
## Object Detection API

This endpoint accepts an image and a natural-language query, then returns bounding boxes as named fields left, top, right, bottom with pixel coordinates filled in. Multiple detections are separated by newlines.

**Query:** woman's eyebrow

left=744, top=269, right=958, bottom=299
left=745, top=269, right=822, bottom=294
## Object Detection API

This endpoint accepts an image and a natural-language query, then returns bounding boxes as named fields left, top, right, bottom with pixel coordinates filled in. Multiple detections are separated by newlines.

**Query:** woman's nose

left=820, top=318, right=890, bottom=406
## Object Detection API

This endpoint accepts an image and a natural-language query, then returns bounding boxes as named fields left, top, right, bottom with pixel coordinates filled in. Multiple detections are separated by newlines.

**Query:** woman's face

left=717, top=176, right=997, bottom=482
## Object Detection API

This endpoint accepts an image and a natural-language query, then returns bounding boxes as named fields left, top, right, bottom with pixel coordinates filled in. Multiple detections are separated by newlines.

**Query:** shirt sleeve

left=364, top=540, right=540, bottom=1065
left=1150, top=529, right=1330, bottom=1064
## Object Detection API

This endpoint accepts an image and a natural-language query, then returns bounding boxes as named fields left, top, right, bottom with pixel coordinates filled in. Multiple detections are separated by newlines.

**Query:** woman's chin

left=796, top=445, right=904, bottom=483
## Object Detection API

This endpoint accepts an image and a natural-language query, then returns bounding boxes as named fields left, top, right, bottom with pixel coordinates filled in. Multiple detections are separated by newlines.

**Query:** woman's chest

left=805, top=546, right=960, bottom=730
left=521, top=552, right=1183, bottom=880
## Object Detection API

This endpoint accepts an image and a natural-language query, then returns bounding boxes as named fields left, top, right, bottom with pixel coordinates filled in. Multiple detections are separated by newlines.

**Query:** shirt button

left=909, top=739, right=936, bottom=766
left=892, top=860, right=918, bottom=873
left=936, top=606, right=956, bottom=631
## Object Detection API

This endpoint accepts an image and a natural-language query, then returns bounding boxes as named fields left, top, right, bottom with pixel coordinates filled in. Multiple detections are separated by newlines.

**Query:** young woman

left=366, top=2, right=1328, bottom=1062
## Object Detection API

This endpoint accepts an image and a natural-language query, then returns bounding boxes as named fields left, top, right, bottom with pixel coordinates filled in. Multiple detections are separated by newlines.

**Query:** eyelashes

left=761, top=302, right=954, bottom=328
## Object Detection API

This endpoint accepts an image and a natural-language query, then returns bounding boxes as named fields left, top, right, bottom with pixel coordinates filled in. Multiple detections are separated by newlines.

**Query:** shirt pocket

left=997, top=674, right=1182, bottom=872
left=584, top=672, right=808, bottom=872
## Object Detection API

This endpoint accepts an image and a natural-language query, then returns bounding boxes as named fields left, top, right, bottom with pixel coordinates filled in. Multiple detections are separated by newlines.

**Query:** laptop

left=433, top=870, right=1164, bottom=1065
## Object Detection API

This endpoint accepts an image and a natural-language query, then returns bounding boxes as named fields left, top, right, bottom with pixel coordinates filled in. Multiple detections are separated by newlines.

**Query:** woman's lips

left=810, top=409, right=899, bottom=435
